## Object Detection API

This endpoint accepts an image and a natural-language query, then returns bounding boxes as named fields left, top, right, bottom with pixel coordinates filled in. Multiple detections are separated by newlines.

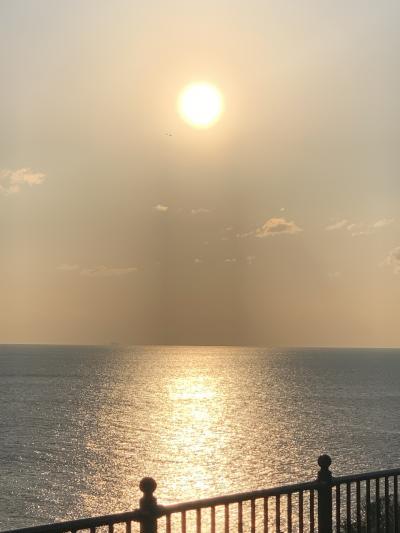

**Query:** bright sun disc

left=179, top=83, right=223, bottom=128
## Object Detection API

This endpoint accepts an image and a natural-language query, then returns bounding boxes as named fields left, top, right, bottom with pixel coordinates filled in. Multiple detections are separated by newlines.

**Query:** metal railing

left=3, top=455, right=400, bottom=533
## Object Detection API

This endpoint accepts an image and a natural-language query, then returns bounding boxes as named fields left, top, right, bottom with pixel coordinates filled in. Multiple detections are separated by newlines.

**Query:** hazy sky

left=1, top=0, right=400, bottom=346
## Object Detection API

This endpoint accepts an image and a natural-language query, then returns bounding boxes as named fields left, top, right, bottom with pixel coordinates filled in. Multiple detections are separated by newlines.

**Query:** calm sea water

left=1, top=345, right=400, bottom=530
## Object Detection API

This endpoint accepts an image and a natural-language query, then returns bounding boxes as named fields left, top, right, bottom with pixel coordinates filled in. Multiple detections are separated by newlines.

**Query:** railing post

left=317, top=455, right=333, bottom=533
left=139, top=477, right=158, bottom=533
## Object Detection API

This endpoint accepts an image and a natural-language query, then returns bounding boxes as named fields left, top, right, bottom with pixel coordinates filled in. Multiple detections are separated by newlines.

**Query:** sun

left=178, top=83, right=223, bottom=128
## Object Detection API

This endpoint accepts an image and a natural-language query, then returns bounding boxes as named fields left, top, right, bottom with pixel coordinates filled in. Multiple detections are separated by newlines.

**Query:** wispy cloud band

left=326, top=218, right=394, bottom=236
left=58, top=264, right=137, bottom=277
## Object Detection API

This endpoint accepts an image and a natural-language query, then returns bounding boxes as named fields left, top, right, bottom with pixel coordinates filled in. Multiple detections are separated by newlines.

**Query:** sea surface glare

left=1, top=345, right=400, bottom=530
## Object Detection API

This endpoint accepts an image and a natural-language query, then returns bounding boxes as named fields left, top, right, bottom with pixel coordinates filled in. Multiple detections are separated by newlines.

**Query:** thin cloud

left=326, top=219, right=348, bottom=231
left=255, top=217, right=302, bottom=237
left=80, top=266, right=138, bottom=277
left=191, top=208, right=210, bottom=215
left=224, top=258, right=237, bottom=263
left=246, top=255, right=256, bottom=265
left=153, top=204, right=169, bottom=212
left=373, top=218, right=395, bottom=229
left=382, top=247, right=400, bottom=274
left=350, top=219, right=394, bottom=236
left=236, top=230, right=254, bottom=239
left=0, top=168, right=46, bottom=195
left=326, top=218, right=394, bottom=236
left=59, top=264, right=137, bottom=277
left=194, top=258, right=203, bottom=264
left=347, top=223, right=371, bottom=237
left=236, top=218, right=302, bottom=239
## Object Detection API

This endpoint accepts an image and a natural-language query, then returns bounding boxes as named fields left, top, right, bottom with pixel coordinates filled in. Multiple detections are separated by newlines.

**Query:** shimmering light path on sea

left=1, top=345, right=400, bottom=530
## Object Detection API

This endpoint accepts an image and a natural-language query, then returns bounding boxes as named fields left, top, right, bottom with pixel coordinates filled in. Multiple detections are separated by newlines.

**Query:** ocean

left=1, top=345, right=400, bottom=530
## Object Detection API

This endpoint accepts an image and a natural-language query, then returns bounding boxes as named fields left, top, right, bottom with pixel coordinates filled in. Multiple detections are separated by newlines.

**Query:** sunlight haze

left=1, top=0, right=400, bottom=346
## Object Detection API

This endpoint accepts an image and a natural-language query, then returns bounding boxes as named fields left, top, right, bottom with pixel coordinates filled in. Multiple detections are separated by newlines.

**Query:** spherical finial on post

left=317, top=454, right=332, bottom=482
left=139, top=477, right=157, bottom=510
left=140, top=477, right=157, bottom=496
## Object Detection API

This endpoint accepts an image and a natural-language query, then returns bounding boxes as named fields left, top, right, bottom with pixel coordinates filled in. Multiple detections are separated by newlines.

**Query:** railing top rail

left=4, top=457, right=400, bottom=533
left=162, top=480, right=319, bottom=513
left=333, top=467, right=400, bottom=485
left=0, top=509, right=142, bottom=533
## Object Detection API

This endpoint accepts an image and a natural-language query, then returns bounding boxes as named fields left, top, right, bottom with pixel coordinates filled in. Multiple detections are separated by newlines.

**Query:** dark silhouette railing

left=3, top=455, right=400, bottom=533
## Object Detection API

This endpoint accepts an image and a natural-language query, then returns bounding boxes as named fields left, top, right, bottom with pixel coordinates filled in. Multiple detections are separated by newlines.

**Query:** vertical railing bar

left=90, top=527, right=96, bottom=533
left=356, top=481, right=361, bottom=533
left=238, top=501, right=243, bottom=533
left=385, top=476, right=390, bottom=533
left=181, top=510, right=187, bottom=533
left=196, top=508, right=201, bottom=533
left=299, top=491, right=304, bottom=533
left=264, top=497, right=269, bottom=533
left=251, top=499, right=256, bottom=533
left=395, top=475, right=399, bottom=533
left=166, top=513, right=171, bottom=533
left=109, top=524, right=114, bottom=533
left=376, top=478, right=381, bottom=533
left=287, top=493, right=292, bottom=533
left=211, top=506, right=216, bottom=533
left=310, top=490, right=315, bottom=533
left=224, top=503, right=229, bottom=533
left=336, top=485, right=341, bottom=533
left=276, top=495, right=281, bottom=533
left=366, top=479, right=371, bottom=533
left=126, top=520, right=131, bottom=533
left=346, top=482, right=351, bottom=532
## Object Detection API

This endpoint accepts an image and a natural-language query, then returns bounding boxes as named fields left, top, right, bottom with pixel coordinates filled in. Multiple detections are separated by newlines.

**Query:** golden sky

left=1, top=0, right=400, bottom=346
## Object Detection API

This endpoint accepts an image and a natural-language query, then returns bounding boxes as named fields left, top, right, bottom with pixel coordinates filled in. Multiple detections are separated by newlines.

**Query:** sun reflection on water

left=168, top=376, right=217, bottom=402
left=71, top=346, right=291, bottom=519
left=164, top=373, right=231, bottom=495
